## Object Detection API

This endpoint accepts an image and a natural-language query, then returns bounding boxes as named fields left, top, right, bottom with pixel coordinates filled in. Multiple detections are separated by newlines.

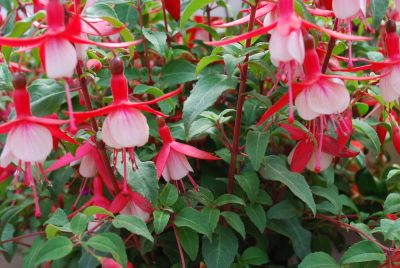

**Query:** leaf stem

left=227, top=0, right=259, bottom=194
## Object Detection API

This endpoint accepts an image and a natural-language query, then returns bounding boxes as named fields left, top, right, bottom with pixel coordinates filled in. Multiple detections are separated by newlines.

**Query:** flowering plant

left=1, top=0, right=400, bottom=267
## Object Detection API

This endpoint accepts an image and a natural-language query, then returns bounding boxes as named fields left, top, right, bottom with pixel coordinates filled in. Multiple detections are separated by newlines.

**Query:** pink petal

left=306, top=150, right=333, bottom=172
left=9, top=123, right=52, bottom=162
left=120, top=201, right=150, bottom=222
left=170, top=141, right=219, bottom=160
left=108, top=108, right=149, bottom=148
left=163, top=149, right=193, bottom=181
left=47, top=142, right=93, bottom=172
left=332, top=0, right=361, bottom=19
left=379, top=69, right=399, bottom=102
left=269, top=31, right=292, bottom=63
left=102, top=114, right=123, bottom=149
left=288, top=30, right=305, bottom=64
left=0, top=142, right=15, bottom=168
left=44, top=37, right=78, bottom=78
left=79, top=153, right=97, bottom=178
left=295, top=90, right=319, bottom=120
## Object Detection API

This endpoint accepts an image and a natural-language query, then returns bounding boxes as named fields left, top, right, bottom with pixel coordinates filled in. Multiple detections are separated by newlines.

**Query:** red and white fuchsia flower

left=0, top=73, right=75, bottom=217
left=155, top=118, right=219, bottom=191
left=73, top=58, right=182, bottom=193
left=332, top=0, right=366, bottom=19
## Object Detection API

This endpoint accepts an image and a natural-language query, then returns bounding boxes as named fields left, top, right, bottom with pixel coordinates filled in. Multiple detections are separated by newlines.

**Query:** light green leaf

left=299, top=252, right=339, bottom=268
left=196, top=55, right=223, bottom=75
left=153, top=210, right=170, bottom=235
left=353, top=119, right=381, bottom=155
left=112, top=215, right=153, bottom=242
left=245, top=130, right=269, bottom=171
left=35, top=237, right=73, bottom=265
left=341, top=240, right=385, bottom=265
left=70, top=213, right=89, bottom=235
left=159, top=183, right=179, bottom=207
left=180, top=0, right=215, bottom=29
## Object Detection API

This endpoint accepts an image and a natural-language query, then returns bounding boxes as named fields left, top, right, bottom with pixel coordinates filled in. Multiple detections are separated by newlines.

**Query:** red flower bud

left=101, top=258, right=123, bottom=268
left=86, top=59, right=102, bottom=71
left=392, top=123, right=400, bottom=154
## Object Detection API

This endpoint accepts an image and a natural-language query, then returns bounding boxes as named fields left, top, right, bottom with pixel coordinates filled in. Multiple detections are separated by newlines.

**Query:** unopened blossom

left=74, top=58, right=182, bottom=193
left=155, top=117, right=219, bottom=191
left=0, top=73, right=75, bottom=218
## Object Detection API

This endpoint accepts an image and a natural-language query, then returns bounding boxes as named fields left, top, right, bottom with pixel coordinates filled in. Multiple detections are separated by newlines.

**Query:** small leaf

left=202, top=227, right=238, bottom=268
left=245, top=204, right=266, bottom=233
left=180, top=0, right=215, bottom=29
left=86, top=233, right=128, bottom=267
left=70, top=213, right=89, bottom=235
left=221, top=211, right=246, bottom=239
left=174, top=207, right=212, bottom=239
left=245, top=130, right=269, bottom=171
left=196, top=55, right=223, bottom=75
left=353, top=119, right=381, bottom=155
left=384, top=193, right=400, bottom=214
left=160, top=59, right=196, bottom=86
left=214, top=194, right=245, bottom=207
left=235, top=171, right=260, bottom=203
left=159, top=183, right=179, bottom=207
left=35, top=237, right=73, bottom=265
left=240, top=247, right=269, bottom=265
left=340, top=240, right=385, bottom=265
left=299, top=252, right=339, bottom=268
left=177, top=227, right=199, bottom=261
left=45, top=208, right=69, bottom=227
left=112, top=215, right=154, bottom=242
left=153, top=210, right=170, bottom=234
left=142, top=29, right=168, bottom=57
left=202, top=207, right=220, bottom=232
left=83, top=206, right=114, bottom=218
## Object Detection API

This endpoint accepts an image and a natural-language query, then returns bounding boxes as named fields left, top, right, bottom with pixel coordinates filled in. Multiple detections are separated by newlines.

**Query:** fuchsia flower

left=73, top=58, right=183, bottom=193
left=46, top=139, right=116, bottom=193
left=0, top=0, right=139, bottom=78
left=332, top=0, right=366, bottom=19
left=0, top=73, right=75, bottom=218
left=155, top=118, right=219, bottom=191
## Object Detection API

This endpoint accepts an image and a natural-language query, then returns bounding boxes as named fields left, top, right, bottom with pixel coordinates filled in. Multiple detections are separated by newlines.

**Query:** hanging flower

left=332, top=0, right=366, bottom=20
left=0, top=0, right=140, bottom=79
left=73, top=58, right=183, bottom=193
left=0, top=73, right=75, bottom=218
left=154, top=117, right=219, bottom=191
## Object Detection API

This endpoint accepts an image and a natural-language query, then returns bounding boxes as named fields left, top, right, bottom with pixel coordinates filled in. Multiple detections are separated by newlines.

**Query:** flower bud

left=12, top=72, right=26, bottom=89
left=101, top=258, right=123, bottom=268
left=110, top=57, right=124, bottom=75
left=386, top=20, right=397, bottom=34
left=86, top=59, right=102, bottom=71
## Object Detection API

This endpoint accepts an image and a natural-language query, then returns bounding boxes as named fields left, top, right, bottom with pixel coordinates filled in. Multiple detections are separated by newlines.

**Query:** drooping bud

left=303, top=34, right=321, bottom=79
left=12, top=72, right=26, bottom=89
left=12, top=73, right=31, bottom=117
left=110, top=58, right=128, bottom=103
left=385, top=20, right=400, bottom=59
left=86, top=59, right=102, bottom=71
left=110, top=57, right=124, bottom=75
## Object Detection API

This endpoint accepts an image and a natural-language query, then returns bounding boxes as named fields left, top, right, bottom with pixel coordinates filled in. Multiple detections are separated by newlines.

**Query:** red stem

left=160, top=0, right=171, bottom=47
left=0, top=231, right=45, bottom=245
left=137, top=0, right=154, bottom=84
left=321, top=18, right=338, bottom=74
left=227, top=1, right=259, bottom=194
left=172, top=222, right=186, bottom=268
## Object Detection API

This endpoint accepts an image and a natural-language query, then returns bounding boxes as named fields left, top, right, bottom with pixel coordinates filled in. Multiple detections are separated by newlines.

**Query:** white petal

left=102, top=115, right=123, bottom=149
left=269, top=31, right=292, bottom=63
left=288, top=30, right=305, bottom=64
left=306, top=150, right=333, bottom=172
left=263, top=13, right=274, bottom=27
left=79, top=153, right=97, bottom=177
left=108, top=108, right=149, bottom=148
left=8, top=123, right=52, bottom=162
left=295, top=90, right=319, bottom=120
left=165, top=149, right=193, bottom=181
left=75, top=34, right=89, bottom=61
left=389, top=65, right=400, bottom=95
left=359, top=0, right=367, bottom=16
left=0, top=141, right=15, bottom=167
left=396, top=0, right=400, bottom=13
left=306, top=79, right=350, bottom=115
left=120, top=201, right=150, bottom=222
left=380, top=71, right=399, bottom=102
left=332, top=0, right=361, bottom=19
left=45, top=37, right=78, bottom=78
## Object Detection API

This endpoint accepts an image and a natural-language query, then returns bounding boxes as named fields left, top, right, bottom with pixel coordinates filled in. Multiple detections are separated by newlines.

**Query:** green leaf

left=353, top=119, right=381, bottom=155
left=312, top=185, right=342, bottom=214
left=235, top=171, right=260, bottom=203
left=45, top=208, right=69, bottom=227
left=245, top=204, right=266, bottom=233
left=196, top=55, right=223, bottom=75
left=174, top=207, right=212, bottom=239
left=202, top=207, right=220, bottom=232
left=267, top=200, right=302, bottom=220
left=340, top=240, right=385, bottom=265
left=245, top=130, right=269, bottom=171
left=112, top=215, right=153, bottom=242
left=221, top=211, right=246, bottom=239
left=180, top=0, right=215, bottom=29
left=28, top=79, right=67, bottom=117
left=70, top=213, right=89, bottom=235
left=384, top=193, right=400, bottom=214
left=214, top=194, right=245, bottom=207
left=142, top=28, right=168, bottom=57
left=177, top=227, right=199, bottom=261
left=159, top=183, right=179, bottom=207
left=23, top=238, right=45, bottom=268
left=160, top=59, right=196, bottom=86
left=299, top=252, right=339, bottom=268
left=370, top=0, right=389, bottom=28
left=35, top=237, right=73, bottom=265
left=267, top=218, right=311, bottom=259
left=262, top=156, right=316, bottom=215
left=202, top=227, right=238, bottom=268
left=183, top=74, right=238, bottom=131
left=240, top=247, right=269, bottom=265
left=86, top=233, right=128, bottom=267
left=83, top=206, right=114, bottom=218
left=153, top=210, right=170, bottom=234
left=117, top=156, right=159, bottom=205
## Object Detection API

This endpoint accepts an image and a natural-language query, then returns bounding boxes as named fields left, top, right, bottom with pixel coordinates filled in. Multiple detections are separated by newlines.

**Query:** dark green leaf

left=245, top=130, right=269, bottom=171
left=174, top=207, right=212, bottom=239
left=35, top=237, right=73, bottom=265
left=112, top=215, right=153, bottom=242
left=153, top=210, right=170, bottom=234
left=160, top=59, right=196, bottom=86
left=221, top=211, right=245, bottom=239
left=86, top=233, right=128, bottom=267
left=245, top=204, right=266, bottom=233
left=177, top=227, right=199, bottom=261
left=240, top=247, right=269, bottom=265
left=340, top=240, right=385, bottom=265
left=299, top=252, right=339, bottom=268
left=159, top=183, right=179, bottom=207
left=235, top=171, right=260, bottom=203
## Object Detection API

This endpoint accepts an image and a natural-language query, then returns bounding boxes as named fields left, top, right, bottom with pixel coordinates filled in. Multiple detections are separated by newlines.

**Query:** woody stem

left=76, top=64, right=120, bottom=194
left=227, top=0, right=258, bottom=194
left=321, top=18, right=338, bottom=73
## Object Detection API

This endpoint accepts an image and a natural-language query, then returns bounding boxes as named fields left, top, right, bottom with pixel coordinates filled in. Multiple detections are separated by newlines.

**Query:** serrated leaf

left=112, top=215, right=153, bottom=242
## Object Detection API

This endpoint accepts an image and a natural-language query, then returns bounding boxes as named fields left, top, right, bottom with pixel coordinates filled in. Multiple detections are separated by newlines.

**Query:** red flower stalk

left=73, top=58, right=183, bottom=193
left=0, top=73, right=75, bottom=218
left=154, top=117, right=219, bottom=192
left=0, top=0, right=140, bottom=79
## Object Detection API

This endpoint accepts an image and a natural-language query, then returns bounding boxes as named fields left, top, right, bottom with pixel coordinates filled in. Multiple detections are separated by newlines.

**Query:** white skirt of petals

left=270, top=29, right=305, bottom=66
left=102, top=108, right=149, bottom=149
left=295, top=79, right=350, bottom=120
left=120, top=200, right=150, bottom=222
left=75, top=34, right=89, bottom=61
left=79, top=153, right=97, bottom=178
left=379, top=66, right=400, bottom=102
left=288, top=146, right=333, bottom=172
left=332, top=0, right=364, bottom=19
left=45, top=37, right=78, bottom=79
left=2, top=123, right=52, bottom=164
left=162, top=149, right=193, bottom=182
